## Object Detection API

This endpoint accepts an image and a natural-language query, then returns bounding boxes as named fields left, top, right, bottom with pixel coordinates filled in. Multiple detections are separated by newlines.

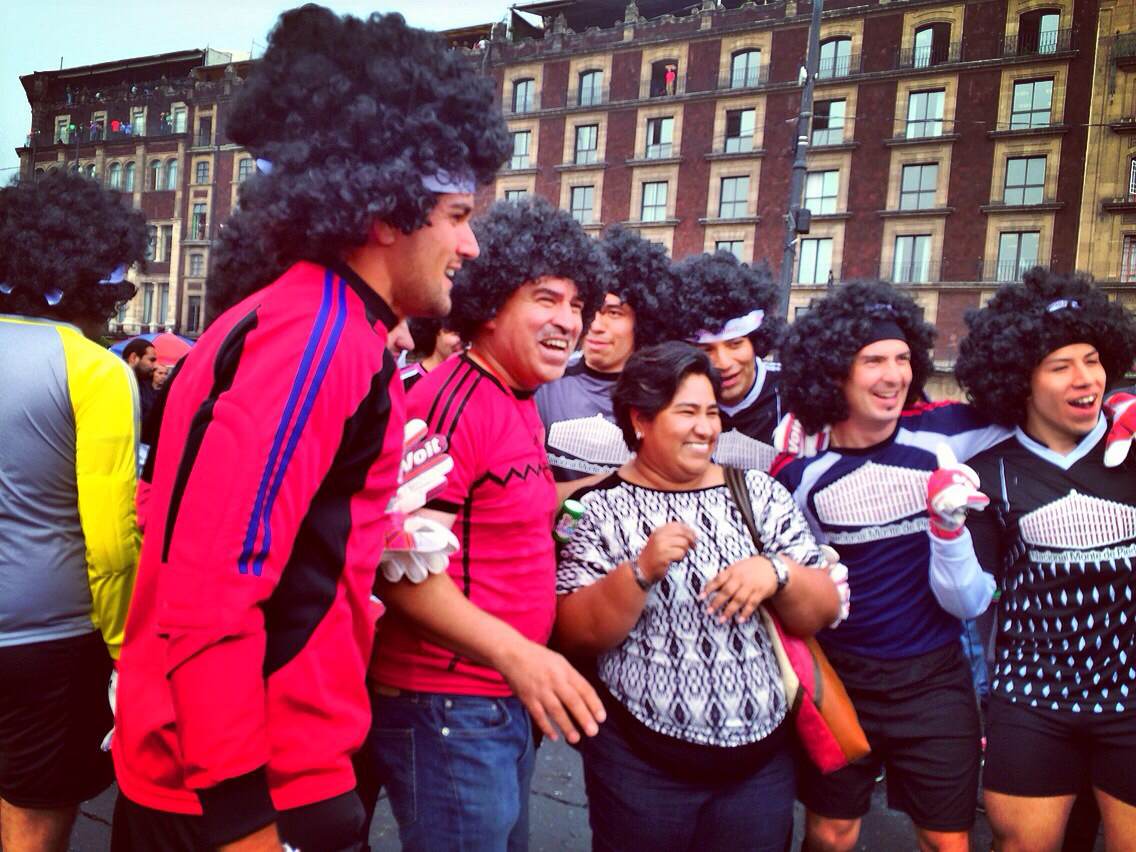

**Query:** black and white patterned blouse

left=558, top=469, right=825, bottom=747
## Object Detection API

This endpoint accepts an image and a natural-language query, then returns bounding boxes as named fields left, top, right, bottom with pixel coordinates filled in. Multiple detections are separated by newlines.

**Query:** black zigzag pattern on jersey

left=472, top=461, right=550, bottom=490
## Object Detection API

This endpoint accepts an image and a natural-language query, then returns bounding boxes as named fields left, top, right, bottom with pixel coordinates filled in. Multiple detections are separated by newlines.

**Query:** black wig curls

left=955, top=268, right=1136, bottom=427
left=447, top=196, right=610, bottom=342
left=666, top=251, right=786, bottom=357
left=598, top=225, right=677, bottom=348
left=780, top=280, right=936, bottom=433
left=207, top=4, right=510, bottom=318
left=0, top=171, right=146, bottom=325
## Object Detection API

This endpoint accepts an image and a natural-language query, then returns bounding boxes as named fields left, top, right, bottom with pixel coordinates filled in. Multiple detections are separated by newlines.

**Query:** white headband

left=689, top=309, right=765, bottom=344
left=254, top=158, right=474, bottom=195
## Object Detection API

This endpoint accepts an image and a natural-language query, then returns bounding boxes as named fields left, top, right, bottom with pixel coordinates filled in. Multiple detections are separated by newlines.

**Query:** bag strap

left=722, top=465, right=763, bottom=554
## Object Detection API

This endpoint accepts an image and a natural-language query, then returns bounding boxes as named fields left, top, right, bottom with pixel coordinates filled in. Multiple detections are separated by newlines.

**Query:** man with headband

left=536, top=225, right=671, bottom=482
left=667, top=252, right=788, bottom=472
left=775, top=281, right=1007, bottom=852
left=110, top=7, right=509, bottom=851
left=0, top=171, right=145, bottom=852
left=926, top=269, right=1136, bottom=851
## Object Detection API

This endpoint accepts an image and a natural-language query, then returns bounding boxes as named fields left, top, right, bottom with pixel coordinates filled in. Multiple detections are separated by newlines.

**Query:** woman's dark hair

left=955, top=268, right=1136, bottom=427
left=0, top=171, right=145, bottom=325
left=207, top=5, right=510, bottom=319
left=598, top=225, right=678, bottom=348
left=612, top=341, right=722, bottom=452
left=780, top=280, right=936, bottom=433
left=408, top=317, right=442, bottom=359
left=666, top=251, right=786, bottom=357
left=448, top=196, right=610, bottom=342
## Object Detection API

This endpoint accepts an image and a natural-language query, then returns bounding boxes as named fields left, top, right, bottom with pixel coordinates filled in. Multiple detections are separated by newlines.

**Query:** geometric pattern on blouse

left=813, top=461, right=930, bottom=527
left=1019, top=490, right=1136, bottom=550
left=713, top=429, right=778, bottom=473
left=557, top=470, right=823, bottom=747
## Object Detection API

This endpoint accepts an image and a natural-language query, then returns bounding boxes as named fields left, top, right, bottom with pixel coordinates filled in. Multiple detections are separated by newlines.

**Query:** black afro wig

left=0, top=171, right=146, bottom=325
left=598, top=224, right=677, bottom=348
left=447, top=196, right=610, bottom=342
left=955, top=268, right=1136, bottom=427
left=667, top=251, right=786, bottom=357
left=207, top=4, right=510, bottom=319
left=780, top=280, right=936, bottom=433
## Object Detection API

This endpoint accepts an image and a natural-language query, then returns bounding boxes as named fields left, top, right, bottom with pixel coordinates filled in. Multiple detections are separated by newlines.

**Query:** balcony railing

left=643, top=142, right=674, bottom=160
left=979, top=259, right=1046, bottom=282
left=566, top=88, right=609, bottom=108
left=715, top=65, right=770, bottom=91
left=709, top=133, right=758, bottom=155
left=816, top=53, right=861, bottom=80
left=1003, top=27, right=1072, bottom=57
left=639, top=75, right=687, bottom=100
left=897, top=41, right=962, bottom=69
left=503, top=93, right=541, bottom=116
left=883, top=257, right=941, bottom=284
left=186, top=220, right=210, bottom=242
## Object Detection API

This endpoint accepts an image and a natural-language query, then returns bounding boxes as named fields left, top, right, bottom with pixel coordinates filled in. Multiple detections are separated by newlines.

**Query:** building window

left=1121, top=236, right=1136, bottom=283
left=899, top=163, right=938, bottom=210
left=148, top=159, right=161, bottom=190
left=730, top=49, right=762, bottom=88
left=171, top=106, right=187, bottom=133
left=724, top=108, right=755, bottom=153
left=189, top=253, right=205, bottom=277
left=107, top=162, right=122, bottom=189
left=512, top=78, right=534, bottom=114
left=578, top=70, right=602, bottom=106
left=1003, top=156, right=1046, bottom=205
left=124, top=161, right=136, bottom=191
left=196, top=117, right=212, bottom=147
left=812, top=99, right=846, bottom=146
left=1018, top=9, right=1062, bottom=54
left=191, top=203, right=207, bottom=240
left=906, top=89, right=945, bottom=139
left=913, top=22, right=952, bottom=68
left=804, top=170, right=839, bottom=214
left=893, top=234, right=933, bottom=283
left=798, top=238, right=833, bottom=284
left=1010, top=79, right=1053, bottom=129
left=509, top=131, right=531, bottom=169
left=55, top=116, right=70, bottom=144
left=238, top=158, right=254, bottom=182
left=186, top=295, right=202, bottom=334
left=569, top=185, right=594, bottom=225
left=504, top=189, right=527, bottom=202
left=131, top=108, right=145, bottom=135
left=818, top=37, right=852, bottom=79
left=996, top=231, right=1040, bottom=280
left=160, top=225, right=173, bottom=262
left=157, top=283, right=169, bottom=327
left=641, top=181, right=668, bottom=221
left=195, top=161, right=210, bottom=184
left=164, top=159, right=178, bottom=191
left=649, top=59, right=679, bottom=98
left=85, top=164, right=97, bottom=179
left=716, top=240, right=745, bottom=260
left=719, top=176, right=750, bottom=218
left=1129, top=158, right=1136, bottom=197
left=574, top=124, right=599, bottom=165
left=145, top=226, right=157, bottom=261
left=645, top=117, right=674, bottom=159
left=141, top=283, right=154, bottom=324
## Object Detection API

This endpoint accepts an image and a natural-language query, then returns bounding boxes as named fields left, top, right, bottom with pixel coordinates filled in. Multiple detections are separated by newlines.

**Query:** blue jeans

left=579, top=715, right=796, bottom=852
left=364, top=690, right=535, bottom=852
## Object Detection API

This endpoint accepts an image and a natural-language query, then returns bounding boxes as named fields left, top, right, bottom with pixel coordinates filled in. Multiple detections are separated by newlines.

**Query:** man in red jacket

left=109, top=7, right=509, bottom=852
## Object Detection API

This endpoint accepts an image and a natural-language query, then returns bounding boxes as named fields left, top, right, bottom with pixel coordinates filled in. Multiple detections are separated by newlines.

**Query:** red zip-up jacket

left=114, top=261, right=404, bottom=842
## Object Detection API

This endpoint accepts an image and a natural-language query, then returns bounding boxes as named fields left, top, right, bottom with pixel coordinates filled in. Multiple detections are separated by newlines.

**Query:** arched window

left=577, top=69, right=603, bottom=106
left=913, top=23, right=952, bottom=68
left=107, top=162, right=122, bottom=189
left=148, top=159, right=161, bottom=190
left=34, top=167, right=44, bottom=177
left=70, top=164, right=80, bottom=174
left=730, top=49, right=762, bottom=88
left=818, top=37, right=852, bottom=79
left=512, top=78, right=534, bottom=113
left=164, top=159, right=178, bottom=191
left=1017, top=8, right=1062, bottom=55
left=649, top=59, right=680, bottom=97
left=85, top=164, right=97, bottom=179
left=124, top=161, right=136, bottom=191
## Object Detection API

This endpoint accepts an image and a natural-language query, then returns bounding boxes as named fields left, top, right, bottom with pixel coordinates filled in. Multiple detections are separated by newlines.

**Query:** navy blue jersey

left=968, top=418, right=1136, bottom=714
left=714, top=360, right=783, bottom=472
left=777, top=403, right=1007, bottom=659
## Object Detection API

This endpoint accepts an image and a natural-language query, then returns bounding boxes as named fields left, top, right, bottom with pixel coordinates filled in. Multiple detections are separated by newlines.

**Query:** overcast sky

left=2, top=0, right=518, bottom=178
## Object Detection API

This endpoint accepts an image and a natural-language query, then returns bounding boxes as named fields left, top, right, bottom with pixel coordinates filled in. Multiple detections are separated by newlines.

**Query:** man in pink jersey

left=109, top=7, right=510, bottom=852
left=360, top=197, right=610, bottom=850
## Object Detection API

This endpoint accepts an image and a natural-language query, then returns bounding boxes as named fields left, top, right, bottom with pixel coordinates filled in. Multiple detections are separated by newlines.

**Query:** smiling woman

left=554, top=341, right=842, bottom=852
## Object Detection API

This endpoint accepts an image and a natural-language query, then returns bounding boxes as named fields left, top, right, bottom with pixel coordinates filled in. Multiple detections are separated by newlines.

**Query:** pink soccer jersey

left=372, top=354, right=559, bottom=695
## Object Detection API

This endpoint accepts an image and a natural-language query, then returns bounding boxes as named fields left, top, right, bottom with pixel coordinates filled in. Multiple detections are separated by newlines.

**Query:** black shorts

left=797, top=640, right=981, bottom=832
left=110, top=790, right=366, bottom=852
left=0, top=631, right=114, bottom=808
left=983, top=696, right=1136, bottom=805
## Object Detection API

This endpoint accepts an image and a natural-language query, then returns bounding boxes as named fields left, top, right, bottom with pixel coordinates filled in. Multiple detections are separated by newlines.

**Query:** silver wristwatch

left=768, top=553, right=790, bottom=594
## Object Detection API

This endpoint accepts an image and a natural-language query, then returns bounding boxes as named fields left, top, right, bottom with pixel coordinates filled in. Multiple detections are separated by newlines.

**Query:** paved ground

left=67, top=739, right=1103, bottom=850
